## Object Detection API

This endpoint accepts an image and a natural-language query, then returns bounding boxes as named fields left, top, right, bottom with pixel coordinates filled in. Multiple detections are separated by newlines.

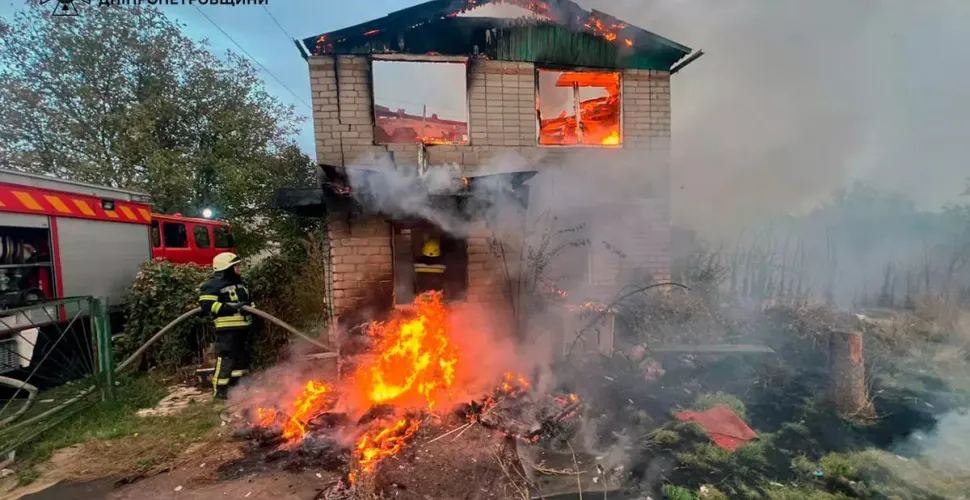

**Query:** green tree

left=0, top=2, right=313, bottom=254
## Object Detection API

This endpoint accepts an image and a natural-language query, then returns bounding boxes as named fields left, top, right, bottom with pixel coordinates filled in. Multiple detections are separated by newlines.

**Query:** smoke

left=576, top=0, right=970, bottom=236
left=895, top=409, right=970, bottom=469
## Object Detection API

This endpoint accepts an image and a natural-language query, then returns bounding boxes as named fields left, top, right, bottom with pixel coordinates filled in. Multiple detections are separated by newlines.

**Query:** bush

left=245, top=233, right=331, bottom=365
left=663, top=484, right=697, bottom=500
left=118, top=260, right=212, bottom=371
left=119, top=233, right=331, bottom=372
left=693, top=392, right=748, bottom=420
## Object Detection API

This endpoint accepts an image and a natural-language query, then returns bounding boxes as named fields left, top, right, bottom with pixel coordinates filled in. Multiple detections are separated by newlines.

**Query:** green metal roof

left=298, top=0, right=691, bottom=71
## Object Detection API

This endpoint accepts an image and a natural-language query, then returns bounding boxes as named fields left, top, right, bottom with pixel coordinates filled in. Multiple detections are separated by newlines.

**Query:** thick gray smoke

left=578, top=0, right=970, bottom=236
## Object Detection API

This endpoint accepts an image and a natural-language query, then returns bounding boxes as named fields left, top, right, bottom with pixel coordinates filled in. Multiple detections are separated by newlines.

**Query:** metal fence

left=0, top=297, right=114, bottom=456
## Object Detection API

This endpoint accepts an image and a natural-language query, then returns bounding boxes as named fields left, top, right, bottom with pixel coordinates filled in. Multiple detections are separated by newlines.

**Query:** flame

left=350, top=418, right=421, bottom=483
left=282, top=381, right=333, bottom=442
left=257, top=408, right=277, bottom=427
left=352, top=291, right=458, bottom=411
left=539, top=70, right=621, bottom=146
left=601, top=130, right=620, bottom=145
left=499, top=372, right=531, bottom=397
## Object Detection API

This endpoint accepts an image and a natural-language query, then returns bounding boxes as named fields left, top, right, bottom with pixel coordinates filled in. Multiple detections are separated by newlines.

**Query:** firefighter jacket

left=414, top=253, right=446, bottom=274
left=198, top=272, right=254, bottom=331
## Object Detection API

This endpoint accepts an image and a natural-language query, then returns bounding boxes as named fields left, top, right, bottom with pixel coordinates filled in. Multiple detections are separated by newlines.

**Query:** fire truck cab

left=0, top=169, right=234, bottom=310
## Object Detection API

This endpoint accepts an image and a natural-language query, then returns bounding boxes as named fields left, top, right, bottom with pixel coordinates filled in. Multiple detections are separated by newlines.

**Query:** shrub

left=663, top=484, right=697, bottom=500
left=118, top=260, right=212, bottom=371
left=245, top=233, right=331, bottom=365
left=119, top=232, right=331, bottom=372
left=693, top=392, right=748, bottom=420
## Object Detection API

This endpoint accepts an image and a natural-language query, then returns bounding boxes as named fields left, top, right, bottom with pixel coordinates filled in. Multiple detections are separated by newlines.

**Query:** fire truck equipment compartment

left=55, top=218, right=151, bottom=306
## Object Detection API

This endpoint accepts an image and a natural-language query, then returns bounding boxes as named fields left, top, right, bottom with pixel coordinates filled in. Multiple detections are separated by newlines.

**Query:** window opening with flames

left=536, top=69, right=621, bottom=147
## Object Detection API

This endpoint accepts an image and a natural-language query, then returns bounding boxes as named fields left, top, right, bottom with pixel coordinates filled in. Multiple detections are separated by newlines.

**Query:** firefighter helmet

left=422, top=238, right=441, bottom=258
left=213, top=252, right=241, bottom=272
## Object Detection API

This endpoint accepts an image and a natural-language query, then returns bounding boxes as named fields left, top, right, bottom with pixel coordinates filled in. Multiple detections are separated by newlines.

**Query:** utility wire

left=191, top=4, right=312, bottom=112
left=262, top=5, right=294, bottom=41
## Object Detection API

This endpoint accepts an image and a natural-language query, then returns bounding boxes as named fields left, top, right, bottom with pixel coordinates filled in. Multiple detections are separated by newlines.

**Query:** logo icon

left=39, top=0, right=92, bottom=17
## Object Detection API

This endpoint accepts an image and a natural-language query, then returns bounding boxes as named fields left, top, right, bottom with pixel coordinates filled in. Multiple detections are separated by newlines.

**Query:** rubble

left=135, top=385, right=210, bottom=417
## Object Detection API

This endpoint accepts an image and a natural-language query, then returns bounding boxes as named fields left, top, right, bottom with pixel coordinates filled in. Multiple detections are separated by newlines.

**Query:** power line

left=262, top=5, right=294, bottom=41
left=191, top=4, right=312, bottom=112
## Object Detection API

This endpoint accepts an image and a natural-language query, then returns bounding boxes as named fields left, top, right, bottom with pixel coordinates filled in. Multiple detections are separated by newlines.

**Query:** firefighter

left=199, top=252, right=255, bottom=400
left=413, top=236, right=446, bottom=294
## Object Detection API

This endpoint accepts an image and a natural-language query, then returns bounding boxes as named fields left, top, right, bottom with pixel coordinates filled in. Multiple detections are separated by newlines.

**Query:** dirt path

left=17, top=468, right=329, bottom=500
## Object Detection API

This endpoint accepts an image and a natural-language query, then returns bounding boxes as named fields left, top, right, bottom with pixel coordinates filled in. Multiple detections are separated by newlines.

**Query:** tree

left=0, top=2, right=313, bottom=254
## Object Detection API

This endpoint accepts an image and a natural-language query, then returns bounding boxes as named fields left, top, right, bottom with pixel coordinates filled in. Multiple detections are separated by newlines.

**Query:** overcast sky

left=2, top=0, right=968, bottom=233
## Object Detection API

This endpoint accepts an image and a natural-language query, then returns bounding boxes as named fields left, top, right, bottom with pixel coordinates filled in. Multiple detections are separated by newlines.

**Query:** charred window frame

left=370, top=55, right=471, bottom=146
left=391, top=221, right=468, bottom=305
left=535, top=67, right=623, bottom=147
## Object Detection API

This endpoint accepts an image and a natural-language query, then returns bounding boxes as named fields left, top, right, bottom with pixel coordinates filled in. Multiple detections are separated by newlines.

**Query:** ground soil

left=373, top=423, right=512, bottom=500
left=2, top=437, right=339, bottom=500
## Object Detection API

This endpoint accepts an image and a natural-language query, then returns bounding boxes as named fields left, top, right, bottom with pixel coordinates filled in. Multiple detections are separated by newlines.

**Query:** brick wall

left=466, top=220, right=505, bottom=303
left=327, top=216, right=393, bottom=317
left=308, top=55, right=673, bottom=310
left=308, top=56, right=672, bottom=168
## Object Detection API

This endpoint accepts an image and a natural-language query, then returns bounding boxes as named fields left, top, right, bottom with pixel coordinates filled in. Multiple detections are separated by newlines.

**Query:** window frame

left=535, top=66, right=624, bottom=148
left=193, top=225, right=211, bottom=248
left=150, top=220, right=161, bottom=248
left=370, top=55, right=472, bottom=146
left=161, top=222, right=188, bottom=249
left=390, top=221, right=468, bottom=305
left=213, top=226, right=234, bottom=249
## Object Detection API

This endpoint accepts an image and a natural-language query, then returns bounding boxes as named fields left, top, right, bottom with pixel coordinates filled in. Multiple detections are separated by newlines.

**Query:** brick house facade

left=282, top=0, right=694, bottom=324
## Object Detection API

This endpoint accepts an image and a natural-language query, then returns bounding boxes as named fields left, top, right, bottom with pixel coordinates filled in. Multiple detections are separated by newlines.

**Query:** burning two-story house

left=274, top=0, right=698, bottom=345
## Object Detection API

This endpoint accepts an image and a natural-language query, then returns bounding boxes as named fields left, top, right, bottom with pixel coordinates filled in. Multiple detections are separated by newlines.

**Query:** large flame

left=253, top=292, right=520, bottom=483
left=352, top=291, right=458, bottom=410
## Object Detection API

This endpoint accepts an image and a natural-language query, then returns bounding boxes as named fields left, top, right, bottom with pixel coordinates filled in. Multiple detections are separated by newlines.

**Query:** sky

left=2, top=0, right=969, bottom=233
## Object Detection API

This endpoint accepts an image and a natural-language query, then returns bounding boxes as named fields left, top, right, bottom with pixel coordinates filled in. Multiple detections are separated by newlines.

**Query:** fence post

left=91, top=297, right=115, bottom=401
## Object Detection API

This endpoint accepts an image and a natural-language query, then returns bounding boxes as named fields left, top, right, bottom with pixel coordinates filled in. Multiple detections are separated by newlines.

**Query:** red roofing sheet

left=675, top=404, right=758, bottom=451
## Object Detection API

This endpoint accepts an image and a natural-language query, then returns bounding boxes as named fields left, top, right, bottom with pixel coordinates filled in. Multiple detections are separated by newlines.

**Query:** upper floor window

left=371, top=59, right=469, bottom=145
left=537, top=69, right=621, bottom=147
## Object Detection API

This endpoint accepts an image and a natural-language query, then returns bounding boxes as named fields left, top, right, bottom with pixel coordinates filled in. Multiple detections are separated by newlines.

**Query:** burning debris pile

left=231, top=291, right=584, bottom=495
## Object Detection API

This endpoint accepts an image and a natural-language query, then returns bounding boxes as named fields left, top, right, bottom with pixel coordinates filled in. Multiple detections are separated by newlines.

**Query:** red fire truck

left=0, top=169, right=235, bottom=310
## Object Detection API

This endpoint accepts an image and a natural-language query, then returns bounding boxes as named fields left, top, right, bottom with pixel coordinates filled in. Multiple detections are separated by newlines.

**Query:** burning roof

left=297, top=0, right=691, bottom=71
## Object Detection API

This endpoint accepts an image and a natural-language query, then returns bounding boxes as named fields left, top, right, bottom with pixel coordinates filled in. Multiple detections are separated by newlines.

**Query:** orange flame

left=499, top=372, right=531, bottom=397
left=601, top=130, right=620, bottom=145
left=351, top=419, right=421, bottom=484
left=352, top=291, right=458, bottom=411
left=282, top=381, right=333, bottom=442
left=256, top=408, right=277, bottom=427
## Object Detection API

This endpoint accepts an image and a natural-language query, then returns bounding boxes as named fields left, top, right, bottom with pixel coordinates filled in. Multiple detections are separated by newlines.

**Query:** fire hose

left=0, top=376, right=38, bottom=427
left=0, top=306, right=334, bottom=435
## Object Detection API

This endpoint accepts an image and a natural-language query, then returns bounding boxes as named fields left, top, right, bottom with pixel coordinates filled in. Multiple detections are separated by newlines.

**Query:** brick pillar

left=829, top=329, right=868, bottom=416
